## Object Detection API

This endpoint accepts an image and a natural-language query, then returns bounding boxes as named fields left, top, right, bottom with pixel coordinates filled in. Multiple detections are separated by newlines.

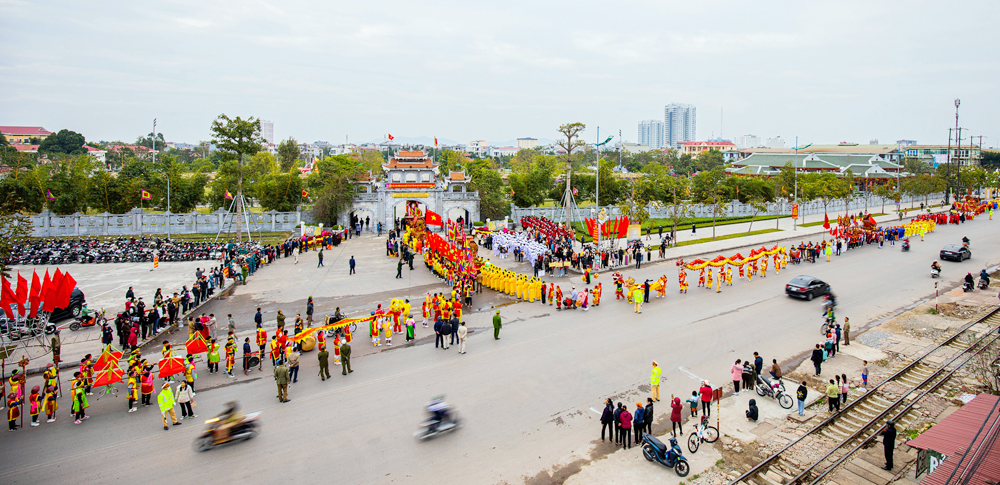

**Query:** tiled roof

left=11, top=144, right=39, bottom=152
left=0, top=126, right=52, bottom=136
left=910, top=394, right=1000, bottom=485
left=449, top=171, right=466, bottom=181
left=679, top=141, right=737, bottom=147
left=396, top=150, right=427, bottom=158
left=385, top=159, right=435, bottom=169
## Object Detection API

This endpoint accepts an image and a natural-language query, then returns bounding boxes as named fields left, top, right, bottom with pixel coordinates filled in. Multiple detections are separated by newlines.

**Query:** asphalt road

left=1, top=220, right=996, bottom=485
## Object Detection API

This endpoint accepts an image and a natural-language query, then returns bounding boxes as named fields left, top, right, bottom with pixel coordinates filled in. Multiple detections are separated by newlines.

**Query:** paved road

left=1, top=219, right=996, bottom=484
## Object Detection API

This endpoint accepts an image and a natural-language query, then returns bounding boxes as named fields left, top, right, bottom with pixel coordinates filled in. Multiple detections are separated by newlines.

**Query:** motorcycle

left=755, top=374, right=793, bottom=409
left=931, top=269, right=941, bottom=278
left=641, top=435, right=690, bottom=477
left=979, top=278, right=990, bottom=290
left=963, top=280, right=975, bottom=292
left=194, top=412, right=261, bottom=452
left=69, top=307, right=106, bottom=331
left=414, top=412, right=462, bottom=440
left=901, top=239, right=910, bottom=252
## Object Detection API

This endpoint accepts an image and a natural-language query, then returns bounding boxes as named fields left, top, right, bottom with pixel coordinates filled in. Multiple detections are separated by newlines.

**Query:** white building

left=622, top=142, right=651, bottom=154
left=488, top=146, right=518, bottom=157
left=734, top=134, right=761, bottom=149
left=664, top=103, right=696, bottom=148
left=466, top=140, right=488, bottom=157
left=765, top=136, right=785, bottom=149
left=516, top=138, right=538, bottom=149
left=638, top=120, right=666, bottom=149
left=260, top=120, right=274, bottom=145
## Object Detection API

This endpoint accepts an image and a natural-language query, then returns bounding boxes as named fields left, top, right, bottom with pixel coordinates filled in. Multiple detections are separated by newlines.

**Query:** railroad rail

left=730, top=307, right=1000, bottom=485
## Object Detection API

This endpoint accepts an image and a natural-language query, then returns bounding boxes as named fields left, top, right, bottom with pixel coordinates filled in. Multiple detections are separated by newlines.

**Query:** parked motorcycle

left=641, top=435, right=690, bottom=477
left=755, top=374, right=793, bottom=409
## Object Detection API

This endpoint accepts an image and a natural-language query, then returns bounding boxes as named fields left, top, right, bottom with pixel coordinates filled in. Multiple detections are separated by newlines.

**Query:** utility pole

left=946, top=128, right=952, bottom=205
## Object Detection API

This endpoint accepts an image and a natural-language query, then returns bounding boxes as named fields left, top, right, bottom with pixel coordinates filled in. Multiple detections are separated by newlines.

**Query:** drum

left=299, top=335, right=317, bottom=352
left=248, top=356, right=260, bottom=367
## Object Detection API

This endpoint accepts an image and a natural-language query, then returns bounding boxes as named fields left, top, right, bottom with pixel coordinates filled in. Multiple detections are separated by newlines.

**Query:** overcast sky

left=2, top=0, right=997, bottom=148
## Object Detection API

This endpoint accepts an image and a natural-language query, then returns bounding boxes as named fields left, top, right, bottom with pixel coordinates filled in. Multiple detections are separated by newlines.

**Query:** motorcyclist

left=931, top=261, right=941, bottom=276
left=426, top=396, right=451, bottom=433
left=980, top=269, right=990, bottom=287
left=902, top=238, right=910, bottom=250
left=964, top=272, right=975, bottom=291
left=213, top=401, right=244, bottom=444
left=962, top=236, right=970, bottom=246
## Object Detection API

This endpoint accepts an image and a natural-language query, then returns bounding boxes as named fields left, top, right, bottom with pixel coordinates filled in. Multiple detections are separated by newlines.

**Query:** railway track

left=730, top=308, right=1000, bottom=485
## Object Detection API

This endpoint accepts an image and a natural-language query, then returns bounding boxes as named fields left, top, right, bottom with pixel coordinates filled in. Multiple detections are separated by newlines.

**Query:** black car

left=51, top=288, right=87, bottom=322
left=940, top=245, right=971, bottom=262
left=785, top=276, right=830, bottom=301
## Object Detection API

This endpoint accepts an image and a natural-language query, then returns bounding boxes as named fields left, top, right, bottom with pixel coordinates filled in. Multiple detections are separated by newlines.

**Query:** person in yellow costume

left=725, top=265, right=733, bottom=286
left=697, top=269, right=705, bottom=287
left=705, top=267, right=713, bottom=289
left=761, top=257, right=768, bottom=278
left=678, top=268, right=688, bottom=293
left=654, top=275, right=667, bottom=298
left=716, top=268, right=722, bottom=293
left=526, top=278, right=535, bottom=302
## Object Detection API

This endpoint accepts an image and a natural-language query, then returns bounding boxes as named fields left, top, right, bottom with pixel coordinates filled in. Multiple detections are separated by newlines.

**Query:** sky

left=1, top=0, right=998, bottom=148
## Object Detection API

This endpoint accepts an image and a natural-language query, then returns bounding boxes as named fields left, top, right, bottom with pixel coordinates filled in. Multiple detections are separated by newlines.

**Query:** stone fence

left=26, top=207, right=316, bottom=238
left=511, top=192, right=945, bottom=223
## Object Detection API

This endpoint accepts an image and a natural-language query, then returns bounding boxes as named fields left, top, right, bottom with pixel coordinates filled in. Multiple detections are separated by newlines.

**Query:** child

left=127, top=374, right=139, bottom=412
left=840, top=373, right=849, bottom=404
left=44, top=385, right=58, bottom=422
left=861, top=360, right=869, bottom=387
left=225, top=342, right=236, bottom=378
left=687, top=391, right=700, bottom=418
left=405, top=314, right=415, bottom=342
left=28, top=386, right=41, bottom=426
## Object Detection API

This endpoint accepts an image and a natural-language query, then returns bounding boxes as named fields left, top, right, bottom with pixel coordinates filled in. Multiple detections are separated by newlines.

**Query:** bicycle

left=687, top=415, right=719, bottom=453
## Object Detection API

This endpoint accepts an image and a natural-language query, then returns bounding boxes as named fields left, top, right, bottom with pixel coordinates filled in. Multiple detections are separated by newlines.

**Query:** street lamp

left=151, top=167, right=171, bottom=239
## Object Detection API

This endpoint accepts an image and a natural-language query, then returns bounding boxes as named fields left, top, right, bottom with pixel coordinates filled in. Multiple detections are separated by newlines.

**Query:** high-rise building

left=260, top=120, right=274, bottom=145
left=516, top=138, right=538, bottom=149
left=664, top=103, right=696, bottom=148
left=638, top=120, right=665, bottom=149
left=734, top=134, right=761, bottom=149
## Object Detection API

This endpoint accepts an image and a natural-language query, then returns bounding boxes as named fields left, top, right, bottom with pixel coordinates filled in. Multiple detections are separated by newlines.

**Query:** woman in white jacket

left=175, top=381, right=197, bottom=419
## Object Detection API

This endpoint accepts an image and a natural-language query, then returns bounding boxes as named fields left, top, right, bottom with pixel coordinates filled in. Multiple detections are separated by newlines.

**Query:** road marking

left=87, top=281, right=139, bottom=298
left=589, top=407, right=601, bottom=415
left=679, top=366, right=703, bottom=382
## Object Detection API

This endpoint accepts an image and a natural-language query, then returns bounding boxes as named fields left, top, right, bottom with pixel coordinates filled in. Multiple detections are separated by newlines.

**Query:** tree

left=210, top=114, right=264, bottom=241
left=556, top=122, right=586, bottom=225
left=873, top=184, right=896, bottom=214
left=902, top=157, right=933, bottom=175
left=642, top=164, right=691, bottom=247
left=46, top=156, right=96, bottom=214
left=692, top=168, right=729, bottom=239
left=136, top=132, right=166, bottom=150
left=468, top=160, right=508, bottom=221
left=695, top=149, right=726, bottom=172
left=673, top=153, right=697, bottom=176
left=38, top=129, right=87, bottom=157
left=801, top=172, right=848, bottom=217
left=0, top=212, right=32, bottom=278
left=728, top=176, right=774, bottom=234
left=278, top=137, right=300, bottom=172
left=617, top=179, right=649, bottom=230
left=258, top=171, right=304, bottom=212
left=0, top=133, right=7, bottom=147
left=981, top=150, right=1000, bottom=171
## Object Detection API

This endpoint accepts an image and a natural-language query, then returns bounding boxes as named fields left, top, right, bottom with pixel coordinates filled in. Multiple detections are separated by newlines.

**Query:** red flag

left=56, top=272, right=76, bottom=310
left=94, top=347, right=124, bottom=371
left=43, top=269, right=63, bottom=313
left=40, top=269, right=54, bottom=312
left=868, top=215, right=876, bottom=226
left=15, top=272, right=27, bottom=316
left=92, top=367, right=124, bottom=387
left=388, top=134, right=395, bottom=141
left=185, top=335, right=209, bottom=355
left=0, top=277, right=16, bottom=318
left=822, top=213, right=830, bottom=230
left=28, top=271, right=41, bottom=318
left=425, top=210, right=443, bottom=226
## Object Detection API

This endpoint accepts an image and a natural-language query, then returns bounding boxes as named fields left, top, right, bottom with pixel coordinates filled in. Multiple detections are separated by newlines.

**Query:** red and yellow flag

left=388, top=133, right=395, bottom=141
left=140, top=190, right=151, bottom=200
left=301, top=189, right=309, bottom=199
left=224, top=189, right=234, bottom=200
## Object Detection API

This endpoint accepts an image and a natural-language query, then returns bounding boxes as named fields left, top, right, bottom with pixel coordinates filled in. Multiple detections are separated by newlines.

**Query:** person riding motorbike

left=426, top=397, right=451, bottom=433
left=931, top=261, right=942, bottom=277
left=962, top=236, right=970, bottom=247
left=964, top=272, right=975, bottom=291
left=901, top=238, right=910, bottom=251
left=213, top=401, right=244, bottom=444
left=980, top=269, right=991, bottom=287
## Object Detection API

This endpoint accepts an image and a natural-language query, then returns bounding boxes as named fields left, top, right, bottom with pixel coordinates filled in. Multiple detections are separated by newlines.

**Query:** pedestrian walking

left=306, top=297, right=314, bottom=326
left=274, top=360, right=290, bottom=403
left=843, top=317, right=851, bottom=345
left=699, top=381, right=713, bottom=417
left=158, top=382, right=181, bottom=430
left=255, top=308, right=263, bottom=328
left=493, top=310, right=502, bottom=339
left=600, top=398, right=613, bottom=442
left=861, top=360, right=869, bottom=387
left=691, top=223, right=696, bottom=234
left=176, top=381, right=196, bottom=419
left=650, top=361, right=661, bottom=401
left=881, top=420, right=897, bottom=470
left=318, top=345, right=330, bottom=381
left=396, top=259, right=404, bottom=279
left=811, top=344, right=824, bottom=376
left=458, top=322, right=468, bottom=354
left=317, top=249, right=324, bottom=267
left=731, top=359, right=743, bottom=395
left=340, top=341, right=353, bottom=375
left=796, top=381, right=808, bottom=416
left=349, top=256, right=356, bottom=275
left=826, top=379, right=840, bottom=413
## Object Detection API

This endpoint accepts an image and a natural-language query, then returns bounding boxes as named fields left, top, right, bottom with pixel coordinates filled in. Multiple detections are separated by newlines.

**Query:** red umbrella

left=185, top=335, right=208, bottom=355
left=92, top=366, right=124, bottom=387
left=157, top=357, right=185, bottom=378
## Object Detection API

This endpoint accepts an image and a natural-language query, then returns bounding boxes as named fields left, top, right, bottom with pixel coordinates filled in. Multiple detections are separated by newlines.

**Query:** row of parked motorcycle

left=4, top=237, right=223, bottom=266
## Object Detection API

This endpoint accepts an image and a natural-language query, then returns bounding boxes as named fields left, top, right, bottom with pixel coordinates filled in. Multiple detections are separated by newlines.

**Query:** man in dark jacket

left=434, top=318, right=444, bottom=348
left=881, top=420, right=897, bottom=470
left=613, top=403, right=624, bottom=444
left=796, top=381, right=808, bottom=416
left=753, top=352, right=764, bottom=380
left=440, top=319, right=452, bottom=349
left=644, top=398, right=655, bottom=435
left=811, top=344, right=824, bottom=376
left=643, top=279, right=650, bottom=303
left=600, top=398, right=614, bottom=441
left=254, top=308, right=263, bottom=328
left=633, top=403, right=645, bottom=444
left=340, top=341, right=352, bottom=375
left=449, top=316, right=459, bottom=345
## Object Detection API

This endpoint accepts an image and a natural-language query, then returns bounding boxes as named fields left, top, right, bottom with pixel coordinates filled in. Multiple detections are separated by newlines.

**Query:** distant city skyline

left=1, top=1, right=997, bottom=148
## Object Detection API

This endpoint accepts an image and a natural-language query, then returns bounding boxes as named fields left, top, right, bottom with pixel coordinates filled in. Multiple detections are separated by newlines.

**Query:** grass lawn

left=670, top=228, right=783, bottom=248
